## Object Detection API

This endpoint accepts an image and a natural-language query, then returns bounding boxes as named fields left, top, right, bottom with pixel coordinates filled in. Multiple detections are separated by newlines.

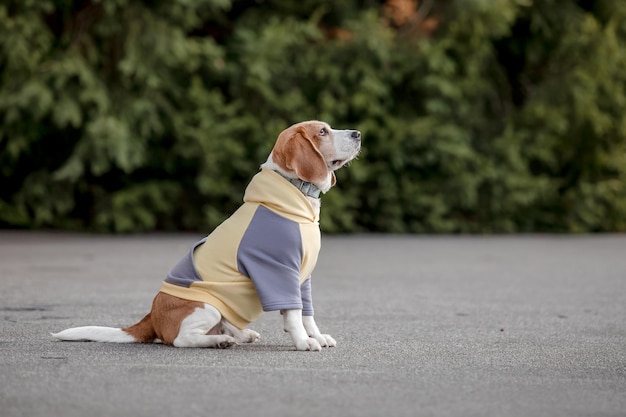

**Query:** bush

left=1, top=0, right=625, bottom=233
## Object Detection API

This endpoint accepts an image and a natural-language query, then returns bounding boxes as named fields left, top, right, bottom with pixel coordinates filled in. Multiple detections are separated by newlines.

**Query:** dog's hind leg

left=221, top=320, right=261, bottom=344
left=172, top=304, right=237, bottom=348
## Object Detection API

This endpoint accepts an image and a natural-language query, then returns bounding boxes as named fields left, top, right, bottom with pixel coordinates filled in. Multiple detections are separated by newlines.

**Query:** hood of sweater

left=243, top=168, right=319, bottom=223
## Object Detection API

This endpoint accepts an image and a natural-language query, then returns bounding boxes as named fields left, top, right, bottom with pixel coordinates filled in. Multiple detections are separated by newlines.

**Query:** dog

left=52, top=120, right=361, bottom=351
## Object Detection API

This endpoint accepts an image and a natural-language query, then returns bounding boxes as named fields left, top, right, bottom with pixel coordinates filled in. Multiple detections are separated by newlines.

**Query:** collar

left=273, top=171, right=321, bottom=199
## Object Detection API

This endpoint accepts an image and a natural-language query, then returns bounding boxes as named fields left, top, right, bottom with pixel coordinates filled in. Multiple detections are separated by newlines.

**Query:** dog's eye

left=319, top=128, right=328, bottom=136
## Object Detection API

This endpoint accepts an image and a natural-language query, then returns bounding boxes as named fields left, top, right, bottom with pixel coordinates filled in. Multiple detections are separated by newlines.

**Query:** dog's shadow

left=236, top=343, right=297, bottom=352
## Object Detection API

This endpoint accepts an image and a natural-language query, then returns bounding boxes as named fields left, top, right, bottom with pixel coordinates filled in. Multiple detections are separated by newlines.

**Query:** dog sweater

left=159, top=168, right=321, bottom=329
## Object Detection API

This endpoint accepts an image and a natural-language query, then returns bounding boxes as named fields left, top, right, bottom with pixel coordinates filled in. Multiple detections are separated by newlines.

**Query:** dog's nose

left=351, top=130, right=361, bottom=140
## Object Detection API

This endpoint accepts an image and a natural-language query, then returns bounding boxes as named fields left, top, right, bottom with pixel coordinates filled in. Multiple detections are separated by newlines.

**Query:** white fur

left=51, top=326, right=136, bottom=343
left=221, top=320, right=261, bottom=344
left=173, top=304, right=234, bottom=348
left=173, top=304, right=261, bottom=348
left=330, top=128, right=363, bottom=166
left=303, top=315, right=336, bottom=348
left=281, top=309, right=322, bottom=351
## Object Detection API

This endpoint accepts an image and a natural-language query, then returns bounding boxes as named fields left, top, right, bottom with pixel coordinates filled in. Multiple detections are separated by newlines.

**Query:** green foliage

left=1, top=0, right=625, bottom=233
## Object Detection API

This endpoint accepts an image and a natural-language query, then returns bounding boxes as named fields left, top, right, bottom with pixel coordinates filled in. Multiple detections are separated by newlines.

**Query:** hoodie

left=159, top=168, right=321, bottom=329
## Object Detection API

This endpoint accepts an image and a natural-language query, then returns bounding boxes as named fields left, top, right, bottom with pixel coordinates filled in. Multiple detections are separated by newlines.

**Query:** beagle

left=52, top=120, right=361, bottom=351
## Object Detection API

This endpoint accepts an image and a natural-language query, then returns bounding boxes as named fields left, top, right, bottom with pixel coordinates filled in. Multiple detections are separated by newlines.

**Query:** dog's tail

left=52, top=313, right=157, bottom=344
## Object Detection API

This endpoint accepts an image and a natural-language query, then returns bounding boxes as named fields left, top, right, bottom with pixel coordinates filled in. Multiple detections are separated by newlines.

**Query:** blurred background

left=1, top=0, right=625, bottom=234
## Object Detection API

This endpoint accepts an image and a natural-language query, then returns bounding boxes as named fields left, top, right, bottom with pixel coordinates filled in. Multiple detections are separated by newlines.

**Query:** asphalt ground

left=0, top=231, right=625, bottom=417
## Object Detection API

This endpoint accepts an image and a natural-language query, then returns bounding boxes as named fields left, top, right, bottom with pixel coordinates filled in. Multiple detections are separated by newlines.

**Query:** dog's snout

left=351, top=130, right=361, bottom=140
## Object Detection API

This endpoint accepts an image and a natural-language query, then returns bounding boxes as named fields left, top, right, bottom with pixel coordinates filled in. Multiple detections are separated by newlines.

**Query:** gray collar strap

left=274, top=171, right=321, bottom=198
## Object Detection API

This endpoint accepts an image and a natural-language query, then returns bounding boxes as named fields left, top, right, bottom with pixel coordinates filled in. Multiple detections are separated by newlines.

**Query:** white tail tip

left=51, top=326, right=137, bottom=343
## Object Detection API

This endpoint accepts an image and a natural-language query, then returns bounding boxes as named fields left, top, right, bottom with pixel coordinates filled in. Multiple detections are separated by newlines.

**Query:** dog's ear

left=274, top=126, right=328, bottom=184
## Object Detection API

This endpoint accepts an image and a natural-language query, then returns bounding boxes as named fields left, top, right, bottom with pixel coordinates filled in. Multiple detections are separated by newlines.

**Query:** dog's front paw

left=294, top=337, right=322, bottom=352
left=313, top=334, right=336, bottom=348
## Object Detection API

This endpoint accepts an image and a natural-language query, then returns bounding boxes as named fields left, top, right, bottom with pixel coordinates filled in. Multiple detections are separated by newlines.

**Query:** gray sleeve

left=237, top=205, right=304, bottom=312
left=300, top=277, right=314, bottom=316
left=164, top=238, right=206, bottom=287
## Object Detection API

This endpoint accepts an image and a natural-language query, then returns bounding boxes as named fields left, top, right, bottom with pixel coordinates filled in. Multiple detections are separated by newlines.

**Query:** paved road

left=0, top=232, right=625, bottom=417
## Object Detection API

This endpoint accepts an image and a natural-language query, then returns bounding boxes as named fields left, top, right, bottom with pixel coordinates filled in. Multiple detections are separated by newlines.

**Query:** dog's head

left=267, top=120, right=361, bottom=193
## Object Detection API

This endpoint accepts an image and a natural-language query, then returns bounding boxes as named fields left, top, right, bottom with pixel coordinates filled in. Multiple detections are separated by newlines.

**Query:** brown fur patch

left=148, top=292, right=204, bottom=345
left=123, top=313, right=157, bottom=343
left=272, top=122, right=330, bottom=184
